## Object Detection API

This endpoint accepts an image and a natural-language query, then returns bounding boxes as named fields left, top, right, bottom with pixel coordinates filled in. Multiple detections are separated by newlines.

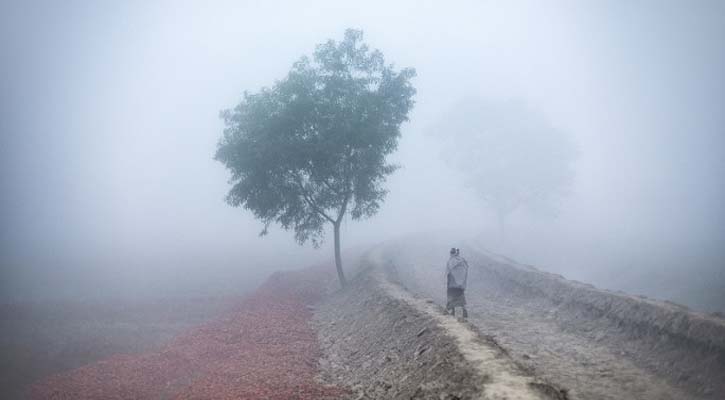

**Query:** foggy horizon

left=2, top=1, right=724, bottom=312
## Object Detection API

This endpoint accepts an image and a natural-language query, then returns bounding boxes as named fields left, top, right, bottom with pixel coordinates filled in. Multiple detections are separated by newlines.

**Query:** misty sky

left=1, top=1, right=724, bottom=310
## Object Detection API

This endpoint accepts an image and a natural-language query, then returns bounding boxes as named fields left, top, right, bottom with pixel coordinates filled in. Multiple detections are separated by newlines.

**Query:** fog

left=1, top=1, right=724, bottom=311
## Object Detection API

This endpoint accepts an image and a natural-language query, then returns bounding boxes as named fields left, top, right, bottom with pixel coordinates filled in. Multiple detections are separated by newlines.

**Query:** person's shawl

left=446, top=255, right=469, bottom=289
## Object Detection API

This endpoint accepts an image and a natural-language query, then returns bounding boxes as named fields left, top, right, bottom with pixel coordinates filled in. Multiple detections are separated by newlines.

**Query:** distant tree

left=215, top=29, right=416, bottom=287
left=434, top=98, right=576, bottom=240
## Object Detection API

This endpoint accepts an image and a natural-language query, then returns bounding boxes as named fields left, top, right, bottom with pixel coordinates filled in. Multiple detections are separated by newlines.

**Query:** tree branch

left=321, top=178, right=340, bottom=195
left=292, top=172, right=336, bottom=224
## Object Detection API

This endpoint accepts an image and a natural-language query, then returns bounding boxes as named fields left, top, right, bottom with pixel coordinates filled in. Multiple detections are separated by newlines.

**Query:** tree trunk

left=333, top=221, right=347, bottom=288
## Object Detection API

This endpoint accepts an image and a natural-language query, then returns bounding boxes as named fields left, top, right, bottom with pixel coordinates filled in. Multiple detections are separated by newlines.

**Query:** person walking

left=446, top=247, right=469, bottom=319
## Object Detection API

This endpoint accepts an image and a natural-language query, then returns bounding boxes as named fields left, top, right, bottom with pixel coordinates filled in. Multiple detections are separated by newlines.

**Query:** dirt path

left=377, top=271, right=553, bottom=400
left=313, top=262, right=567, bottom=400
left=377, top=240, right=713, bottom=400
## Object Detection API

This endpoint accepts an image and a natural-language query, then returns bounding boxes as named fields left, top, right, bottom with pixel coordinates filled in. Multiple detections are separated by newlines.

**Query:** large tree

left=434, top=98, right=576, bottom=240
left=215, top=29, right=416, bottom=287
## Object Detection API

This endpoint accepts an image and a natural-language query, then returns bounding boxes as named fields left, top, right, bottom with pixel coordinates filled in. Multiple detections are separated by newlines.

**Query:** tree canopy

left=215, top=29, right=416, bottom=286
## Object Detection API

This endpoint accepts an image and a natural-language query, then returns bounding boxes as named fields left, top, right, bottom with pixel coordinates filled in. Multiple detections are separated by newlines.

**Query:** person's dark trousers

left=446, top=288, right=468, bottom=318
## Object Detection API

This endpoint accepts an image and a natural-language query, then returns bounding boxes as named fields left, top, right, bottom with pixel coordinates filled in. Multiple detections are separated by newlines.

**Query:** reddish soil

left=28, top=267, right=347, bottom=400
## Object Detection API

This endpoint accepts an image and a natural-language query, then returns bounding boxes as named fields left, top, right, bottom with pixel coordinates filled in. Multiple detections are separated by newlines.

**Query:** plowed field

left=28, top=268, right=346, bottom=400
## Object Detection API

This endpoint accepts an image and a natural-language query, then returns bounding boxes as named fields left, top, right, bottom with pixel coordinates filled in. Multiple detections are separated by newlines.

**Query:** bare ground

left=25, top=267, right=346, bottom=399
left=0, top=297, right=236, bottom=400
left=313, top=257, right=567, bottom=399
left=380, top=238, right=725, bottom=400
